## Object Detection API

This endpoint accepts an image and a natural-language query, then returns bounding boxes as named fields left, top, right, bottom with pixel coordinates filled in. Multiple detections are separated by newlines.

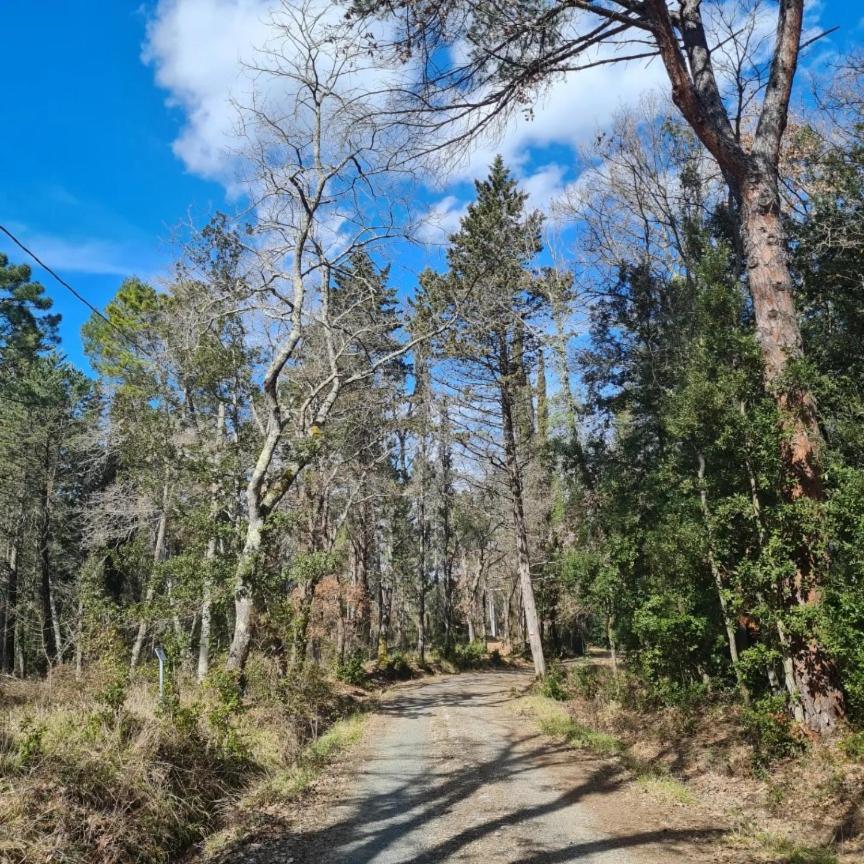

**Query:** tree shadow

left=209, top=671, right=728, bottom=863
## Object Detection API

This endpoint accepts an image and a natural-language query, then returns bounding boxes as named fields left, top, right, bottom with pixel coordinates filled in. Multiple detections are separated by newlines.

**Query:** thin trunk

left=696, top=451, right=747, bottom=700
left=39, top=445, right=58, bottom=665
left=416, top=456, right=429, bottom=662
left=49, top=588, right=62, bottom=665
left=336, top=579, right=347, bottom=666
left=292, top=579, right=317, bottom=668
left=197, top=573, right=213, bottom=682
left=377, top=583, right=391, bottom=663
left=74, top=595, right=84, bottom=680
left=416, top=585, right=427, bottom=662
left=198, top=402, right=226, bottom=683
left=439, top=400, right=455, bottom=654
left=607, top=612, right=618, bottom=681
left=3, top=535, right=20, bottom=674
left=225, top=514, right=262, bottom=674
left=130, top=481, right=170, bottom=669
left=14, top=613, right=24, bottom=677
left=396, top=599, right=405, bottom=651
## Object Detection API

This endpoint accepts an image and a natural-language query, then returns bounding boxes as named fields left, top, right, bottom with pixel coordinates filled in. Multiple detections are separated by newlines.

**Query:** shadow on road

left=210, top=670, right=726, bottom=863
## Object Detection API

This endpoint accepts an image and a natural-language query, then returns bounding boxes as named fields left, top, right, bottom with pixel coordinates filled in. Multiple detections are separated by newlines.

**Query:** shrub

left=16, top=716, right=45, bottom=767
left=335, top=651, right=367, bottom=686
left=742, top=696, right=807, bottom=770
left=0, top=698, right=246, bottom=864
left=277, top=665, right=348, bottom=745
left=540, top=661, right=569, bottom=701
left=202, top=669, right=248, bottom=758
left=379, top=650, right=413, bottom=680
left=569, top=664, right=603, bottom=700
left=450, top=641, right=487, bottom=670
left=840, top=730, right=864, bottom=762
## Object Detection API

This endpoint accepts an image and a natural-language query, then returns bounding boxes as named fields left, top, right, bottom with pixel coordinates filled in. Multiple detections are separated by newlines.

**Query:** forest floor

left=204, top=668, right=735, bottom=864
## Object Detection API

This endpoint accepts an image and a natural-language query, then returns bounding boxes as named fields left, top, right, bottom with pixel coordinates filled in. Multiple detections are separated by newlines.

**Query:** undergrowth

left=525, top=657, right=864, bottom=862
left=0, top=658, right=365, bottom=864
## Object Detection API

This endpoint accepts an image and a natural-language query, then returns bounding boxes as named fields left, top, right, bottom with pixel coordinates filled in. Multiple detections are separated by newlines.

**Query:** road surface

left=220, top=669, right=724, bottom=863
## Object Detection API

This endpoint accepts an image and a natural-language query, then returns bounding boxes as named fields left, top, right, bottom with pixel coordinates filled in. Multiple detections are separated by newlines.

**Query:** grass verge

left=754, top=833, right=838, bottom=864
left=199, top=711, right=368, bottom=859
left=519, top=693, right=624, bottom=758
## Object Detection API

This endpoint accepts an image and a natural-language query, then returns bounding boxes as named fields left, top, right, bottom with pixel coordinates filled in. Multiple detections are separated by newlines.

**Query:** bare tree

left=223, top=3, right=445, bottom=674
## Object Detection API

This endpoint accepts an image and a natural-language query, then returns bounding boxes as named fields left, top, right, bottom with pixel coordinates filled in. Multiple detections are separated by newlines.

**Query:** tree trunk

left=335, top=572, right=347, bottom=665
left=416, top=584, right=427, bottom=662
left=607, top=612, right=618, bottom=681
left=499, top=346, right=546, bottom=677
left=292, top=579, right=317, bottom=669
left=696, top=451, right=747, bottom=700
left=198, top=402, right=226, bottom=683
left=197, top=569, right=213, bottom=682
left=39, top=451, right=59, bottom=665
left=225, top=514, right=262, bottom=674
left=3, top=535, right=20, bottom=674
left=130, top=482, right=170, bottom=669
left=74, top=594, right=84, bottom=680
left=740, top=173, right=845, bottom=732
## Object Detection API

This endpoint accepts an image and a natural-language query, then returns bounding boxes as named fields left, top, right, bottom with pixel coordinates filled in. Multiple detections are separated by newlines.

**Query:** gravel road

left=276, top=669, right=723, bottom=864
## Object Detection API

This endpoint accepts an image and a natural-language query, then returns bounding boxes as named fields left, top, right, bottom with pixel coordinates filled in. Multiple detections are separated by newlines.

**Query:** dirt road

left=224, top=669, right=726, bottom=863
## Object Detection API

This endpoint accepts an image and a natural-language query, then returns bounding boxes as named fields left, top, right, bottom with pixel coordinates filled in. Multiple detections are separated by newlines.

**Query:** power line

left=0, top=223, right=154, bottom=359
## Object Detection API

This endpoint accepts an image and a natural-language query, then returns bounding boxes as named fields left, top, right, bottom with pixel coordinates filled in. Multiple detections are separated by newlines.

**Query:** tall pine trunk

left=499, top=345, right=545, bottom=677
left=740, top=172, right=845, bottom=732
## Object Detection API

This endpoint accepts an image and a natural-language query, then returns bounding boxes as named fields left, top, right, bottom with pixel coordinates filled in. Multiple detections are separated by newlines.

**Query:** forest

left=2, top=2, right=864, bottom=863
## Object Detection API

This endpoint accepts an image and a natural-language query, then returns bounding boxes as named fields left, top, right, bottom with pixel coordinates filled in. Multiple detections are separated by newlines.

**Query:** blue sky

left=1, top=1, right=861, bottom=371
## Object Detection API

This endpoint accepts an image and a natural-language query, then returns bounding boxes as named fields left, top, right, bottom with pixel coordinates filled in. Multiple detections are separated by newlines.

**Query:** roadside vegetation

left=524, top=658, right=864, bottom=864
left=0, top=644, right=511, bottom=862
left=2, top=2, right=864, bottom=862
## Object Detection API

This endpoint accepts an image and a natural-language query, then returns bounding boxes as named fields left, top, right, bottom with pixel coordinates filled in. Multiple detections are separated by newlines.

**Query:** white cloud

left=522, top=163, right=568, bottom=210
left=143, top=2, right=670, bottom=191
left=437, top=51, right=670, bottom=185
left=143, top=0, right=829, bottom=206
left=143, top=0, right=403, bottom=192
left=143, top=0, right=274, bottom=182
left=415, top=195, right=469, bottom=245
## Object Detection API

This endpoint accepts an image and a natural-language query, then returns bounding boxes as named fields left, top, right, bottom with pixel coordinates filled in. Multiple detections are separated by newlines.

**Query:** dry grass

left=544, top=660, right=864, bottom=864
left=0, top=660, right=366, bottom=864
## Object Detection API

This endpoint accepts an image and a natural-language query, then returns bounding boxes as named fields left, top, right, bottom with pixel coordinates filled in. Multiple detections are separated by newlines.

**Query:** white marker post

left=154, top=645, right=167, bottom=702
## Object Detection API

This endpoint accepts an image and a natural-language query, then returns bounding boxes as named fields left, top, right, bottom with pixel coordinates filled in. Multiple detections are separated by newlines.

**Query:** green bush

left=203, top=669, right=247, bottom=758
left=569, top=665, right=602, bottom=700
left=540, top=661, right=569, bottom=701
left=742, top=696, right=807, bottom=770
left=15, top=717, right=46, bottom=767
left=840, top=730, right=864, bottom=762
left=335, top=651, right=366, bottom=686
left=277, top=665, right=348, bottom=744
left=450, top=641, right=487, bottom=670
left=95, top=660, right=129, bottom=715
